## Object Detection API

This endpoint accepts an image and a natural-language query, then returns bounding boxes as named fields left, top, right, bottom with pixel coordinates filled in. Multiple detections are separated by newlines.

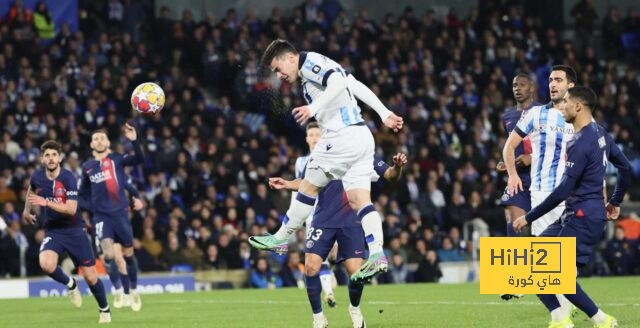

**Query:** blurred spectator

left=182, top=238, right=204, bottom=270
left=606, top=226, right=636, bottom=275
left=414, top=250, right=442, bottom=283
left=251, top=257, right=282, bottom=289
left=160, top=234, right=186, bottom=269
left=279, top=252, right=304, bottom=287
left=203, top=244, right=220, bottom=270
left=33, top=1, right=55, bottom=41
left=389, top=254, right=408, bottom=283
left=437, top=237, right=466, bottom=262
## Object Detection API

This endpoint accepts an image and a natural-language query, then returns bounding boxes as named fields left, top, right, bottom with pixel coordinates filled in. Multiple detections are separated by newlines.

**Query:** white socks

left=274, top=192, right=316, bottom=241
left=359, top=205, right=384, bottom=254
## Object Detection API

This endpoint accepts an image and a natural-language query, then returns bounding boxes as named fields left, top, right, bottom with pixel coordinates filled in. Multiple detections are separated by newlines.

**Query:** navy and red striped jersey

left=30, top=168, right=83, bottom=231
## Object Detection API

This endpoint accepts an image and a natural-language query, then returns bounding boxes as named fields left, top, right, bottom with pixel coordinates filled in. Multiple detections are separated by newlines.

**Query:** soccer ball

left=131, top=82, right=165, bottom=115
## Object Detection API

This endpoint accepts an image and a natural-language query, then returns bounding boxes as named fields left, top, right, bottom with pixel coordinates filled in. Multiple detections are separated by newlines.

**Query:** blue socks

left=124, top=255, right=138, bottom=289
left=105, top=258, right=121, bottom=290
left=564, top=282, right=598, bottom=317
left=348, top=280, right=364, bottom=307
left=89, top=279, right=110, bottom=311
left=48, top=266, right=71, bottom=286
left=305, top=274, right=323, bottom=314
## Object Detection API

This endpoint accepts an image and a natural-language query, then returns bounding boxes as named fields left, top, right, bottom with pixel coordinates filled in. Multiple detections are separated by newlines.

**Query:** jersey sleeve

left=514, top=107, right=536, bottom=137
left=122, top=140, right=144, bottom=166
left=294, top=157, right=305, bottom=179
left=62, top=173, right=78, bottom=201
left=564, top=140, right=588, bottom=179
left=300, top=52, right=336, bottom=86
left=374, top=159, right=390, bottom=178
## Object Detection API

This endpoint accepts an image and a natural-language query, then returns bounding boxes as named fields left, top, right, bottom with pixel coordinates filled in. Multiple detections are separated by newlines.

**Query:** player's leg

left=116, top=217, right=141, bottom=312
left=111, top=243, right=128, bottom=308
left=319, top=245, right=336, bottom=307
left=345, top=187, right=387, bottom=282
left=338, top=226, right=368, bottom=328
left=39, top=235, right=82, bottom=308
left=304, top=228, right=335, bottom=328
left=70, top=231, right=111, bottom=323
left=250, top=177, right=325, bottom=253
left=97, top=218, right=122, bottom=296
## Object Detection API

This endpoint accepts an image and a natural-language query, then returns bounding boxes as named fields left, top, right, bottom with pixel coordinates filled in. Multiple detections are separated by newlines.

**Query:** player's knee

left=39, top=258, right=56, bottom=273
left=305, top=261, right=321, bottom=276
left=83, top=269, right=98, bottom=285
left=122, top=246, right=134, bottom=257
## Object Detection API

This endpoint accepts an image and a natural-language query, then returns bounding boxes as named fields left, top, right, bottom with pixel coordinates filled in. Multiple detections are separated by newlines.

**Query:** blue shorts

left=305, top=226, right=368, bottom=263
left=94, top=210, right=133, bottom=247
left=539, top=211, right=606, bottom=265
left=41, top=229, right=96, bottom=267
left=500, top=188, right=531, bottom=211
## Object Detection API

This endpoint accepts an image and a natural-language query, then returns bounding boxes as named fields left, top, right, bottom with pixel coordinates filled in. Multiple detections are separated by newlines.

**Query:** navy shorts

left=539, top=211, right=606, bottom=265
left=305, top=225, right=368, bottom=263
left=94, top=210, right=133, bottom=247
left=500, top=188, right=531, bottom=211
left=41, top=229, right=96, bottom=267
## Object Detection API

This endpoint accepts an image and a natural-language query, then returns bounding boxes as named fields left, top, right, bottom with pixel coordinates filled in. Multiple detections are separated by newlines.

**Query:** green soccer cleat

left=548, top=316, right=574, bottom=328
left=593, top=314, right=617, bottom=328
left=248, top=234, right=289, bottom=254
left=350, top=252, right=388, bottom=283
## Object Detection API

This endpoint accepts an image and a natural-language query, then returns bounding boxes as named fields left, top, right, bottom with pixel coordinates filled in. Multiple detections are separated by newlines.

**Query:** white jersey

left=298, top=51, right=363, bottom=132
left=515, top=103, right=575, bottom=192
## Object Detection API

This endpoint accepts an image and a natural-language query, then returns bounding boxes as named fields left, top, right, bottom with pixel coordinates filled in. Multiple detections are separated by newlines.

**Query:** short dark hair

left=261, top=39, right=298, bottom=67
left=567, top=86, right=597, bottom=111
left=306, top=122, right=320, bottom=131
left=40, top=140, right=62, bottom=154
left=551, top=65, right=577, bottom=84
left=513, top=73, right=533, bottom=82
left=91, top=128, right=108, bottom=138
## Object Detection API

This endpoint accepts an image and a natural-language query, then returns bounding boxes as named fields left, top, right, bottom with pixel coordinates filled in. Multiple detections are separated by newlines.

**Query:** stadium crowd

left=1, top=0, right=640, bottom=286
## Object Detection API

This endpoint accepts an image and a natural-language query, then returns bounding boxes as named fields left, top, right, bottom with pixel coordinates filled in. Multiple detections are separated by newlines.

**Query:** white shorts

left=530, top=190, right=566, bottom=236
left=304, top=124, right=375, bottom=191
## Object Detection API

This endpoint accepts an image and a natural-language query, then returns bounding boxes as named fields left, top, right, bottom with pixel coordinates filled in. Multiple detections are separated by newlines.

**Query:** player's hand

left=516, top=154, right=531, bottom=167
left=292, top=106, right=311, bottom=125
left=384, top=113, right=404, bottom=132
left=123, top=123, right=137, bottom=141
left=606, top=203, right=620, bottom=220
left=23, top=212, right=37, bottom=225
left=28, top=194, right=48, bottom=207
left=512, top=215, right=528, bottom=233
left=268, top=177, right=288, bottom=190
left=392, top=153, right=408, bottom=168
left=496, top=161, right=507, bottom=172
left=132, top=197, right=144, bottom=211
left=507, top=174, right=523, bottom=195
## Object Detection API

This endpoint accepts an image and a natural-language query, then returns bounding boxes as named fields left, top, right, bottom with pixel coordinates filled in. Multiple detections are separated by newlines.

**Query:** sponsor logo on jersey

left=89, top=170, right=113, bottom=183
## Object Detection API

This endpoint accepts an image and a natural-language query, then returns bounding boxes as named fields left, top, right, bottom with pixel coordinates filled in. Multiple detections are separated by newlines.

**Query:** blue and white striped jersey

left=298, top=51, right=363, bottom=132
left=514, top=103, right=575, bottom=192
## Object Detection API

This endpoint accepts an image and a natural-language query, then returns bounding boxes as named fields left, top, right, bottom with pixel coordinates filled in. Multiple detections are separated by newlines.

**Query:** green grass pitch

left=2, top=276, right=638, bottom=327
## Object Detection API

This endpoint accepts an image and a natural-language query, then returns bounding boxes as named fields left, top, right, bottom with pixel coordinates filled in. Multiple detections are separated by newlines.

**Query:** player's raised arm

left=122, top=123, right=144, bottom=166
left=347, top=75, right=403, bottom=132
left=383, top=153, right=408, bottom=182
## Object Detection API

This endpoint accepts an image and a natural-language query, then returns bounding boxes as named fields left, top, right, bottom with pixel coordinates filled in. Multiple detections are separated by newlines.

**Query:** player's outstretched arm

left=122, top=124, right=145, bottom=166
left=383, top=153, right=408, bottom=182
left=513, top=174, right=577, bottom=232
left=269, top=177, right=301, bottom=191
left=605, top=137, right=633, bottom=219
left=347, top=75, right=403, bottom=131
left=502, top=131, right=524, bottom=195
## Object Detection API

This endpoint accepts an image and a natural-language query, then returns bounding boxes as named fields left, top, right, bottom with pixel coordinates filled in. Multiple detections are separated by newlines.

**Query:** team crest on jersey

left=598, top=136, right=606, bottom=148
left=56, top=188, right=64, bottom=196
left=312, top=65, right=321, bottom=74
left=306, top=240, right=314, bottom=249
left=501, top=191, right=511, bottom=202
left=103, top=161, right=110, bottom=167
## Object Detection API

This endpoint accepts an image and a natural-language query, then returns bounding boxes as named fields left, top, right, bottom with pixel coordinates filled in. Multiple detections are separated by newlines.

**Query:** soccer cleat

left=349, top=305, right=366, bottom=328
left=248, top=234, right=289, bottom=254
left=500, top=294, right=524, bottom=301
left=122, top=294, right=131, bottom=307
left=350, top=252, right=388, bottom=283
left=113, top=291, right=124, bottom=308
left=570, top=304, right=578, bottom=318
left=130, top=290, right=142, bottom=312
left=593, top=315, right=617, bottom=328
left=69, top=278, right=82, bottom=308
left=312, top=314, right=328, bottom=328
left=99, top=311, right=112, bottom=324
left=325, top=293, right=337, bottom=308
left=548, top=316, right=574, bottom=328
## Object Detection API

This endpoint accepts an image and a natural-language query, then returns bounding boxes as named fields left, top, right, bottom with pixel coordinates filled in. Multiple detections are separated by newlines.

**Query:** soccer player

left=270, top=151, right=407, bottom=328
left=249, top=39, right=404, bottom=282
left=503, top=66, right=576, bottom=309
left=23, top=140, right=111, bottom=323
left=293, top=123, right=337, bottom=307
left=498, top=73, right=540, bottom=237
left=82, top=173, right=143, bottom=308
left=80, top=124, right=144, bottom=311
left=514, top=86, right=631, bottom=328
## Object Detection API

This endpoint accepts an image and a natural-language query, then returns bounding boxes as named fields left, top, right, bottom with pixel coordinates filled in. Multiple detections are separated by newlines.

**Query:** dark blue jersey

left=79, top=141, right=143, bottom=215
left=501, top=101, right=540, bottom=187
left=30, top=168, right=83, bottom=231
left=303, top=158, right=390, bottom=228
